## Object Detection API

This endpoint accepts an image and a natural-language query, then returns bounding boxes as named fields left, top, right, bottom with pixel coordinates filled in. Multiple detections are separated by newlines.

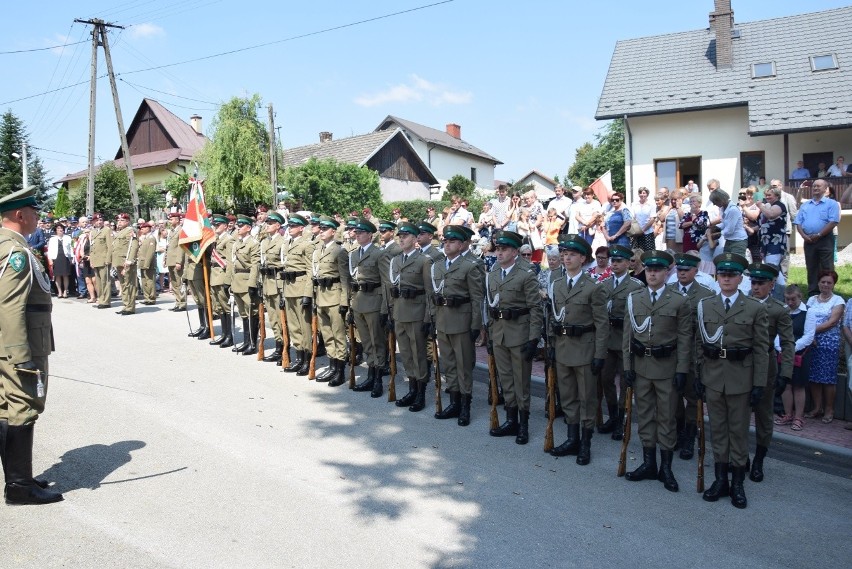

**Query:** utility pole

left=21, top=143, right=28, bottom=189
left=268, top=104, right=278, bottom=208
left=76, top=18, right=140, bottom=219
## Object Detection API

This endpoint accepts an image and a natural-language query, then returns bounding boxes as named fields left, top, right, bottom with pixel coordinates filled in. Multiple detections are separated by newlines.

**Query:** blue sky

left=2, top=0, right=848, bottom=187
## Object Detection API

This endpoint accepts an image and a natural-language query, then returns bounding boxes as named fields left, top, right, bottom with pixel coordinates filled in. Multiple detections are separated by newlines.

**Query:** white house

left=513, top=170, right=559, bottom=200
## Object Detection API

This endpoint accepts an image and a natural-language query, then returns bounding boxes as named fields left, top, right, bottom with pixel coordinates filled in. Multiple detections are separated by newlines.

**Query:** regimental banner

left=179, top=178, right=216, bottom=262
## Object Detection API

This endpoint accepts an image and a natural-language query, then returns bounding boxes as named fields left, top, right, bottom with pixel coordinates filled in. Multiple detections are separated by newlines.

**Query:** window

left=740, top=151, right=765, bottom=187
left=470, top=167, right=477, bottom=183
left=654, top=157, right=701, bottom=191
left=810, top=54, right=839, bottom=72
left=751, top=62, right=776, bottom=78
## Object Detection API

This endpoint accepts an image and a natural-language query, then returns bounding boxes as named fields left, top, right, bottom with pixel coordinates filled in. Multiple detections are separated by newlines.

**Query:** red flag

left=589, top=171, right=614, bottom=205
left=179, top=178, right=216, bottom=262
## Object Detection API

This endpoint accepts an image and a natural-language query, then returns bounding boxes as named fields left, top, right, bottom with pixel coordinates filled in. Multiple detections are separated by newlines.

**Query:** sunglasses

left=521, top=253, right=532, bottom=258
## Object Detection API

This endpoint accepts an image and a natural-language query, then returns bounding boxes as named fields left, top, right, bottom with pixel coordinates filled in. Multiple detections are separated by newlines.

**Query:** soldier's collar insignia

left=9, top=251, right=26, bottom=272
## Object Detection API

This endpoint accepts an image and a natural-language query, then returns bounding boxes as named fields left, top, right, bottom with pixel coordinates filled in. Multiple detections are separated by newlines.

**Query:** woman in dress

left=600, top=192, right=632, bottom=248
left=505, top=192, right=522, bottom=232
left=804, top=270, right=845, bottom=423
left=156, top=226, right=169, bottom=292
left=679, top=194, right=707, bottom=253
left=756, top=186, right=788, bottom=267
left=776, top=285, right=815, bottom=431
left=631, top=187, right=656, bottom=251
left=664, top=189, right=683, bottom=252
left=586, top=246, right=612, bottom=283
left=46, top=224, right=73, bottom=297
left=574, top=188, right=602, bottom=246
left=653, top=190, right=671, bottom=250
left=740, top=187, right=762, bottom=262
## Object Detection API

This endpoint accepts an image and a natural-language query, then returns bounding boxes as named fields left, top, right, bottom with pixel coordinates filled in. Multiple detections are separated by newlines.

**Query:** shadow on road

left=40, top=440, right=147, bottom=492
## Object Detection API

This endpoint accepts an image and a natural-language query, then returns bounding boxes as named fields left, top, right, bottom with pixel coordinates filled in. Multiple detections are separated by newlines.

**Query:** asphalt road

left=3, top=298, right=851, bottom=569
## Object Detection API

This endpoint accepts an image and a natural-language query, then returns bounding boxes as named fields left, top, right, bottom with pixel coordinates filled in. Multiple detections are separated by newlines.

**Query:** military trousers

left=706, top=387, right=750, bottom=467
left=554, top=362, right=596, bottom=429
left=437, top=331, right=474, bottom=392
left=754, top=356, right=779, bottom=448
left=263, top=292, right=282, bottom=343
left=94, top=265, right=111, bottom=305
left=285, top=297, right=311, bottom=351
left=140, top=266, right=157, bottom=302
left=168, top=265, right=186, bottom=308
left=210, top=284, right=229, bottom=316
left=188, top=276, right=206, bottom=311
left=0, top=356, right=49, bottom=426
left=233, top=290, right=258, bottom=319
left=675, top=370, right=699, bottom=426
left=634, top=374, right=678, bottom=450
left=119, top=263, right=138, bottom=313
left=354, top=310, right=386, bottom=368
left=317, top=304, right=346, bottom=360
left=396, top=320, right=428, bottom=382
left=601, top=347, right=626, bottom=409
left=494, top=343, right=531, bottom=412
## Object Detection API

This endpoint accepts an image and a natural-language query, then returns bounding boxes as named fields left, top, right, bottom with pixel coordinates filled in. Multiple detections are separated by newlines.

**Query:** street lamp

left=10, top=142, right=28, bottom=189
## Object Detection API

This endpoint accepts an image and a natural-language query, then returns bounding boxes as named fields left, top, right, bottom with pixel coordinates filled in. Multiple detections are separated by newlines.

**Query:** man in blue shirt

left=790, top=161, right=810, bottom=180
left=794, top=179, right=840, bottom=297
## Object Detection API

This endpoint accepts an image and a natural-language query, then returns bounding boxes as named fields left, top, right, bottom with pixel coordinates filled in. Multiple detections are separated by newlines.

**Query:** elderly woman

left=756, top=186, right=788, bottom=267
left=709, top=188, right=748, bottom=256
left=679, top=194, right=707, bottom=253
left=574, top=188, right=602, bottom=245
left=740, top=187, right=762, bottom=261
left=632, top=187, right=656, bottom=251
left=804, top=271, right=845, bottom=423
left=664, top=189, right=684, bottom=252
left=776, top=285, right=815, bottom=431
left=586, top=246, right=612, bottom=283
left=47, top=223, right=73, bottom=297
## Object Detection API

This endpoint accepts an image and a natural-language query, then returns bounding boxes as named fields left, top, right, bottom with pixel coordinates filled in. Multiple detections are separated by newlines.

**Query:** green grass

left=787, top=265, right=852, bottom=300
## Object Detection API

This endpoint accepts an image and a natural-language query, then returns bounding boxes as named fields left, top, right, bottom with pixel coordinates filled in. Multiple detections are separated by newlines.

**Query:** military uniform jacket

left=88, top=226, right=112, bottom=268
left=260, top=234, right=286, bottom=296
left=349, top=244, right=385, bottom=314
left=429, top=254, right=484, bottom=334
left=111, top=227, right=138, bottom=266
left=137, top=234, right=157, bottom=270
left=419, top=244, right=444, bottom=263
left=623, top=287, right=692, bottom=379
left=603, top=274, right=644, bottom=352
left=228, top=236, right=260, bottom=294
left=0, top=228, right=53, bottom=362
left=695, top=294, right=770, bottom=394
left=549, top=272, right=609, bottom=365
left=390, top=249, right=432, bottom=324
left=378, top=241, right=402, bottom=313
left=486, top=263, right=543, bottom=349
left=210, top=231, right=234, bottom=287
left=283, top=234, right=315, bottom=298
left=165, top=227, right=186, bottom=267
left=313, top=241, right=349, bottom=308
left=757, top=296, right=795, bottom=380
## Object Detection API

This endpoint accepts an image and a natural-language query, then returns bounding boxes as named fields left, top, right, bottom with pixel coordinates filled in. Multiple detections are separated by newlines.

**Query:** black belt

left=351, top=282, right=380, bottom=293
left=234, top=268, right=250, bottom=274
left=631, top=339, right=676, bottom=358
left=281, top=270, right=307, bottom=282
left=489, top=307, right=530, bottom=320
left=609, top=317, right=624, bottom=329
left=26, top=304, right=51, bottom=313
left=260, top=267, right=280, bottom=276
left=391, top=287, right=425, bottom=299
left=702, top=344, right=752, bottom=361
left=313, top=277, right=341, bottom=288
left=432, top=295, right=471, bottom=307
left=552, top=323, right=595, bottom=337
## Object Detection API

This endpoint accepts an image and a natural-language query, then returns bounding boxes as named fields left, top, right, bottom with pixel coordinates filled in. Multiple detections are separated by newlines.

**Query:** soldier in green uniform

left=312, top=216, right=350, bottom=385
left=0, top=186, right=63, bottom=504
left=89, top=212, right=113, bottom=309
left=111, top=213, right=139, bottom=315
left=377, top=220, right=402, bottom=375
left=209, top=214, right=235, bottom=348
left=137, top=222, right=158, bottom=305
left=695, top=253, right=769, bottom=509
left=416, top=221, right=443, bottom=262
left=746, top=262, right=794, bottom=483
left=547, top=236, right=609, bottom=464
left=260, top=212, right=287, bottom=363
left=622, top=251, right=692, bottom=491
left=486, top=231, right=543, bottom=445
left=428, top=225, right=484, bottom=423
left=350, top=218, right=388, bottom=397
left=342, top=217, right=363, bottom=365
left=228, top=215, right=260, bottom=354
left=281, top=214, right=316, bottom=375
left=599, top=244, right=644, bottom=440
left=183, top=247, right=211, bottom=339
left=165, top=212, right=187, bottom=312
left=666, top=253, right=714, bottom=459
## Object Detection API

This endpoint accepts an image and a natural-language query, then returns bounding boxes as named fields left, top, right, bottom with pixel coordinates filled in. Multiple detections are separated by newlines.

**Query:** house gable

left=375, top=115, right=502, bottom=165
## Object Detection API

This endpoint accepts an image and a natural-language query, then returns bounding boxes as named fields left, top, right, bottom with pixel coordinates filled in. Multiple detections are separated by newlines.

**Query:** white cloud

left=355, top=74, right=472, bottom=107
left=129, top=23, right=165, bottom=39
left=558, top=109, right=598, bottom=132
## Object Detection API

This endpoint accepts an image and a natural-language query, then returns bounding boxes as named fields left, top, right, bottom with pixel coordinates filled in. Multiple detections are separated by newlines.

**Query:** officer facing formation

left=281, top=213, right=316, bottom=375
left=112, top=213, right=139, bottom=316
left=311, top=216, right=350, bottom=386
left=229, top=215, right=260, bottom=354
left=208, top=214, right=235, bottom=348
left=165, top=212, right=187, bottom=312
left=137, top=222, right=158, bottom=305
left=259, top=212, right=287, bottom=364
left=89, top=212, right=113, bottom=309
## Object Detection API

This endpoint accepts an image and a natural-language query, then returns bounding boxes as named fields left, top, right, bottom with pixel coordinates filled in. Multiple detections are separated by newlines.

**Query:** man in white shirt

left=548, top=185, right=572, bottom=225
left=827, top=156, right=849, bottom=177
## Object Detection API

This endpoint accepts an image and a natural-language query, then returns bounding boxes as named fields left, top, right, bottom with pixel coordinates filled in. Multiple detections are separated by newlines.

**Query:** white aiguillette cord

left=430, top=262, right=445, bottom=295
left=627, top=293, right=651, bottom=336
left=697, top=297, right=724, bottom=345
left=548, top=279, right=565, bottom=323
left=388, top=256, right=400, bottom=286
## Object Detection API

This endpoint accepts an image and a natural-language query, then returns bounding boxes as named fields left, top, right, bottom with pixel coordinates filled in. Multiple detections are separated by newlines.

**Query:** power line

left=120, top=79, right=217, bottom=111
left=30, top=146, right=89, bottom=159
left=0, top=39, right=87, bottom=55
left=119, top=78, right=219, bottom=106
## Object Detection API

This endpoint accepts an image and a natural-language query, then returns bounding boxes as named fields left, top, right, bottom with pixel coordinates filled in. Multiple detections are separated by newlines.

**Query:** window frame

left=751, top=62, right=776, bottom=79
left=810, top=53, right=839, bottom=72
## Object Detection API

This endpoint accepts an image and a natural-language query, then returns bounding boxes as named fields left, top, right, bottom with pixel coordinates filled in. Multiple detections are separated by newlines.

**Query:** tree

left=566, top=119, right=625, bottom=190
left=0, top=110, right=28, bottom=197
left=53, top=187, right=71, bottom=217
left=69, top=163, right=132, bottom=219
left=441, top=174, right=476, bottom=201
left=164, top=172, right=190, bottom=202
left=281, top=157, right=381, bottom=215
left=195, top=94, right=270, bottom=212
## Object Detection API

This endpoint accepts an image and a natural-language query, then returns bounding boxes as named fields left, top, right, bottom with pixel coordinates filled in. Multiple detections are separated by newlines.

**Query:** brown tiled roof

left=375, top=115, right=502, bottom=165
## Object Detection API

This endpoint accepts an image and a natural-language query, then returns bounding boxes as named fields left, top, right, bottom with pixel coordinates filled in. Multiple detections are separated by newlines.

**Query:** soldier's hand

left=248, top=286, right=257, bottom=298
left=223, top=285, right=230, bottom=297
left=521, top=339, right=538, bottom=361
left=694, top=378, right=706, bottom=400
left=386, top=317, right=395, bottom=332
left=591, top=358, right=605, bottom=375
left=346, top=310, right=355, bottom=326
left=15, top=360, right=39, bottom=374
left=338, top=305, right=349, bottom=316
left=470, top=329, right=480, bottom=343
left=624, top=369, right=636, bottom=388
left=776, top=376, right=790, bottom=396
left=279, top=298, right=286, bottom=310
left=301, top=296, right=312, bottom=307
left=379, top=313, right=389, bottom=329
left=749, top=386, right=764, bottom=409
left=674, top=372, right=687, bottom=393
left=421, top=321, right=433, bottom=337
left=486, top=340, right=494, bottom=356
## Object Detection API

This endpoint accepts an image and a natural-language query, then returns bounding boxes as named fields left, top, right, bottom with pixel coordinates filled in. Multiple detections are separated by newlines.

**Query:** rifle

left=543, top=345, right=557, bottom=453
left=697, top=398, right=706, bottom=493
left=488, top=348, right=499, bottom=431
left=617, top=386, right=633, bottom=477
left=257, top=299, right=266, bottom=361
left=280, top=297, right=290, bottom=368
left=595, top=375, right=604, bottom=428
left=432, top=332, right=442, bottom=414
left=387, top=327, right=397, bottom=402
left=308, top=306, right=318, bottom=380
left=348, top=313, right=357, bottom=389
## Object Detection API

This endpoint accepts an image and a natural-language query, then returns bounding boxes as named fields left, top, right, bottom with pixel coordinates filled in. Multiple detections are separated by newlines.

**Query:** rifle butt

left=280, top=308, right=290, bottom=367
left=257, top=303, right=265, bottom=361
left=617, top=387, right=633, bottom=477
left=488, top=355, right=499, bottom=430
left=697, top=399, right=706, bottom=493
left=308, top=315, right=318, bottom=380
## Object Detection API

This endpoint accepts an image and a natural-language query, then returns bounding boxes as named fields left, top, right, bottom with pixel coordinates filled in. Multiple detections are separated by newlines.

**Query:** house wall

left=788, top=130, right=852, bottom=175
left=406, top=138, right=496, bottom=198
left=516, top=173, right=557, bottom=199
left=379, top=178, right=431, bottom=202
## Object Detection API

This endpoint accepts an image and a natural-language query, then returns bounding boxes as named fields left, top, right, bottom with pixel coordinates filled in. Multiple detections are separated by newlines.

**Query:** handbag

left=629, top=221, right=644, bottom=236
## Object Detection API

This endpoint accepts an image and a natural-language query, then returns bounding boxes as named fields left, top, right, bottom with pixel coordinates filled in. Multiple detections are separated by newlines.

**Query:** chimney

left=319, top=131, right=333, bottom=143
left=190, top=115, right=202, bottom=134
left=709, top=0, right=734, bottom=69
left=446, top=123, right=461, bottom=139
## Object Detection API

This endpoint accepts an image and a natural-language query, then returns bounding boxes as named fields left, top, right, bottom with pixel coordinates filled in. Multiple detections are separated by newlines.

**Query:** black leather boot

left=749, top=445, right=768, bottom=483
left=0, top=420, right=48, bottom=489
left=409, top=380, right=427, bottom=412
left=354, top=342, right=364, bottom=366
left=263, top=340, right=284, bottom=363
left=371, top=366, right=384, bottom=398
left=396, top=379, right=418, bottom=407
left=296, top=349, right=312, bottom=376
left=189, top=307, right=207, bottom=337
left=241, top=317, right=259, bottom=356
left=435, top=391, right=461, bottom=419
left=329, top=360, right=347, bottom=387
left=353, top=366, right=375, bottom=392
left=576, top=428, right=593, bottom=465
left=611, top=409, right=625, bottom=441
left=702, top=462, right=730, bottom=502
left=284, top=349, right=304, bottom=372
left=730, top=465, right=748, bottom=509
left=315, top=358, right=336, bottom=382
left=550, top=424, right=580, bottom=456
left=277, top=343, right=290, bottom=366
left=219, top=317, right=234, bottom=348
left=195, top=308, right=210, bottom=340
left=658, top=449, right=679, bottom=492
left=315, top=334, right=326, bottom=357
left=598, top=404, right=619, bottom=434
left=209, top=316, right=230, bottom=345
left=516, top=410, right=530, bottom=445
left=673, top=415, right=685, bottom=451
left=232, top=318, right=250, bottom=352
left=490, top=407, right=519, bottom=437
left=679, top=422, right=696, bottom=460
left=626, top=446, right=658, bottom=481
left=4, top=424, right=63, bottom=505
left=458, top=394, right=472, bottom=426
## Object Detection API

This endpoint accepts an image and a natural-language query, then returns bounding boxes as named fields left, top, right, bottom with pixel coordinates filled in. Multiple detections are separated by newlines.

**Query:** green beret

left=443, top=226, right=466, bottom=241
left=557, top=234, right=592, bottom=257
left=318, top=215, right=339, bottom=229
left=714, top=253, right=748, bottom=274
left=266, top=212, right=284, bottom=224
left=355, top=217, right=377, bottom=233
left=235, top=214, right=252, bottom=225
left=418, top=221, right=437, bottom=234
left=378, top=219, right=397, bottom=232
left=289, top=213, right=309, bottom=227
left=0, top=185, right=38, bottom=213
left=495, top=230, right=523, bottom=249
left=609, top=244, right=633, bottom=260
left=641, top=250, right=674, bottom=268
left=396, top=221, right=420, bottom=236
left=747, top=262, right=779, bottom=281
left=211, top=214, right=229, bottom=225
left=674, top=253, right=700, bottom=269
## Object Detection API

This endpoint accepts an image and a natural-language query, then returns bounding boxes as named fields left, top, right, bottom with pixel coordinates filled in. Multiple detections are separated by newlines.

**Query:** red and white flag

left=589, top=170, right=614, bottom=205
left=179, top=178, right=216, bottom=262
